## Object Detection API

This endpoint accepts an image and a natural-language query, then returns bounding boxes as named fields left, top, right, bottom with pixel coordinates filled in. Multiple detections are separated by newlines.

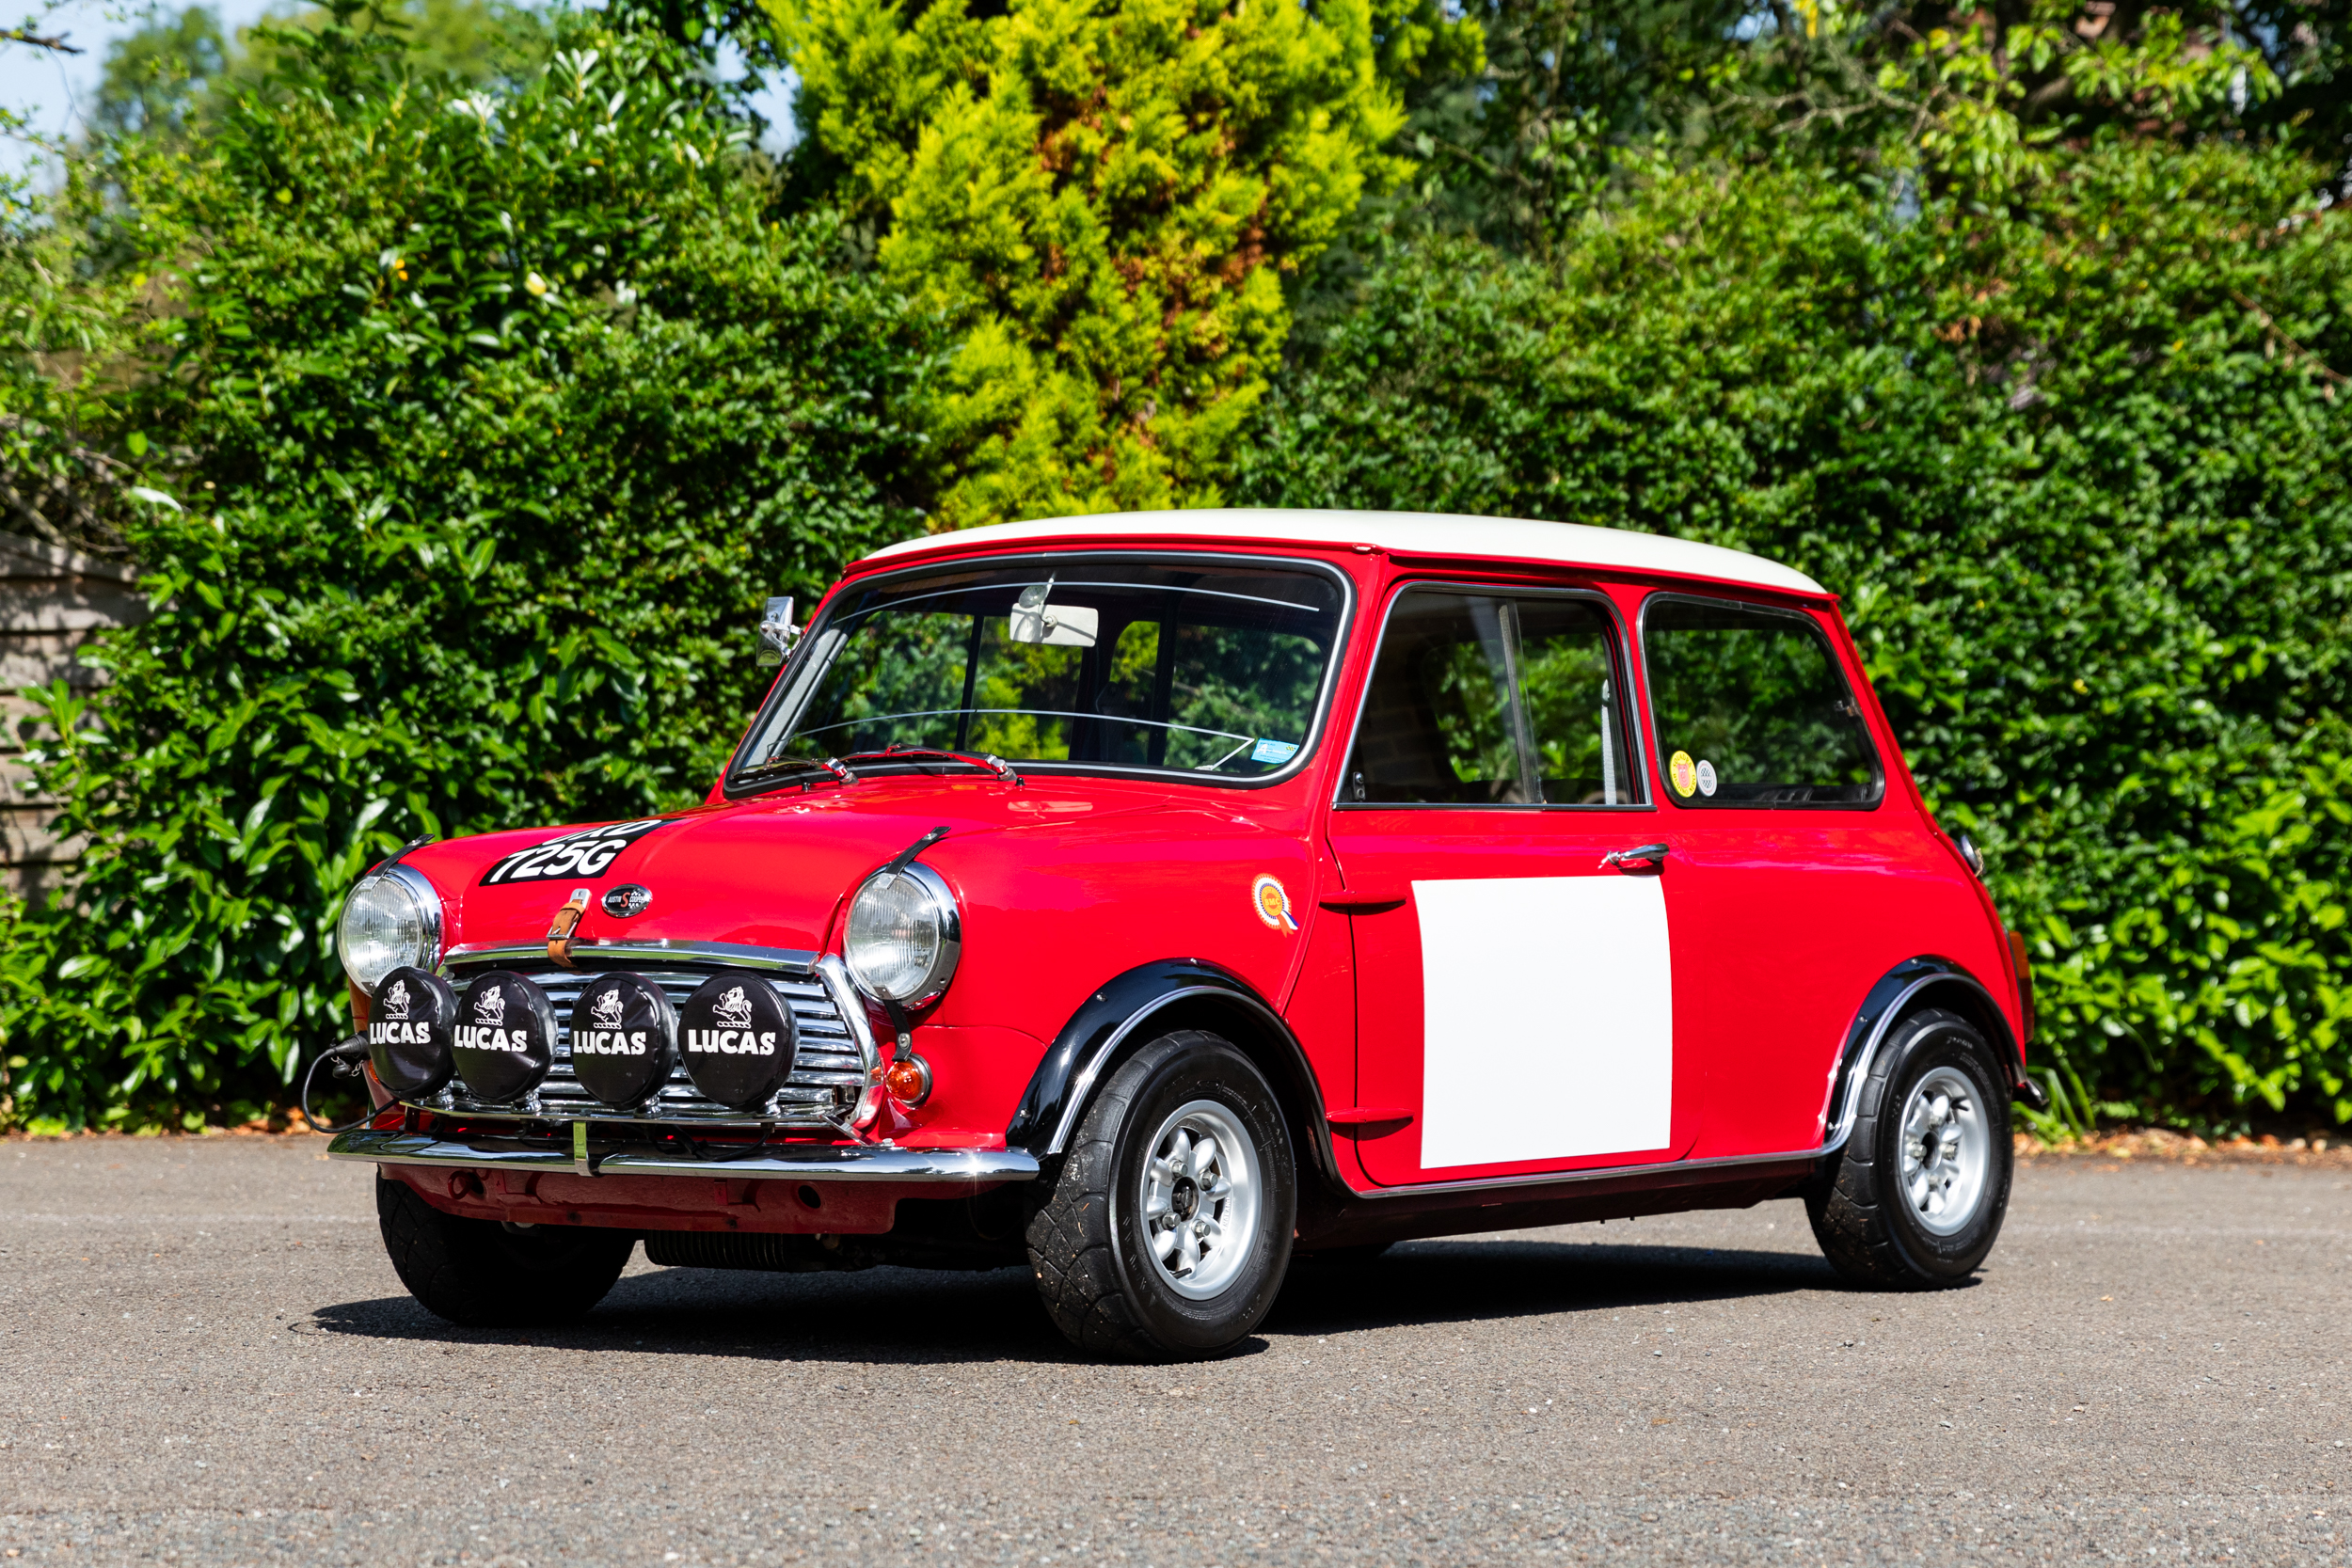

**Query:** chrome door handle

left=1598, top=843, right=1670, bottom=871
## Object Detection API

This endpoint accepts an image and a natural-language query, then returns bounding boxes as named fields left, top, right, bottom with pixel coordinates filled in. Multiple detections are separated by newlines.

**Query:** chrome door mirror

left=1951, top=829, right=1986, bottom=879
left=757, top=595, right=797, bottom=667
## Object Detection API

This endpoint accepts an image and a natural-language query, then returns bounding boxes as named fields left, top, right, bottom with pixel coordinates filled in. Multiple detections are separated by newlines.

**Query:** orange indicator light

left=882, top=1055, right=931, bottom=1106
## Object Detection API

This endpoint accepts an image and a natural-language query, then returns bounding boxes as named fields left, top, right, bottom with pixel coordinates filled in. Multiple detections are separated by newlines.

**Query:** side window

left=1343, top=589, right=1638, bottom=806
left=1643, top=596, right=1883, bottom=807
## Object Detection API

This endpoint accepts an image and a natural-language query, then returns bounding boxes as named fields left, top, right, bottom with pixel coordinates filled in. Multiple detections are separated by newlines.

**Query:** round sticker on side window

left=1695, top=759, right=1718, bottom=798
left=1669, top=751, right=1698, bottom=798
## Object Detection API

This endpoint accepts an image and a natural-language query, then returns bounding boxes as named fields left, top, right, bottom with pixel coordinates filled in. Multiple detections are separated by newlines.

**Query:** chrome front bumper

left=328, top=1127, right=1041, bottom=1184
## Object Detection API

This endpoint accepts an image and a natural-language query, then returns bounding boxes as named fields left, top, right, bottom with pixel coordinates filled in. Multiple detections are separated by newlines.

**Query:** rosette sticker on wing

left=676, top=969, right=798, bottom=1111
left=566, top=971, right=678, bottom=1106
left=450, top=970, right=558, bottom=1103
left=367, top=966, right=458, bottom=1100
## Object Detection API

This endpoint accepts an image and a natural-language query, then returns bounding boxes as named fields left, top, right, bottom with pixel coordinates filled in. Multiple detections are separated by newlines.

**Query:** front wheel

left=376, top=1173, right=636, bottom=1326
left=1806, top=1007, right=2013, bottom=1289
left=1025, top=1030, right=1297, bottom=1360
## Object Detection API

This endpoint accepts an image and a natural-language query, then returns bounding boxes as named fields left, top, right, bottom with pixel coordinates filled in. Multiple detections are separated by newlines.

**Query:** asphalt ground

left=1, top=1139, right=2346, bottom=1566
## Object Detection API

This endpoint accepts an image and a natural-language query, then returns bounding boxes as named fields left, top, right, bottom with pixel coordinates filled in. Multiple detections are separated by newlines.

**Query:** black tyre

left=375, top=1173, right=635, bottom=1326
left=1807, top=1007, right=2013, bottom=1289
left=1025, top=1030, right=1297, bottom=1361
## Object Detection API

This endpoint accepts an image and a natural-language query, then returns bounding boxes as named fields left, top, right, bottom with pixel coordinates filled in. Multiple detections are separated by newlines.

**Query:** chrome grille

left=433, top=964, right=870, bottom=1127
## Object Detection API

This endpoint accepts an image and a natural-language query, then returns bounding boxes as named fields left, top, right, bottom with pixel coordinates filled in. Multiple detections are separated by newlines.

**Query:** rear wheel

left=1025, top=1030, right=1296, bottom=1360
left=375, top=1173, right=635, bottom=1326
left=1806, top=1007, right=2012, bottom=1289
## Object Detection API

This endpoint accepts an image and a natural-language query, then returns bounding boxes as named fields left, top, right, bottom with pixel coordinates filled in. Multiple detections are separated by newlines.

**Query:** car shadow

left=303, top=1235, right=1864, bottom=1366
left=1271, top=1236, right=1849, bottom=1338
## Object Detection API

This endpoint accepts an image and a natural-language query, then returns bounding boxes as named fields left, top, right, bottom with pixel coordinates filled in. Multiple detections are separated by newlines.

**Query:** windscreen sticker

left=479, top=818, right=671, bottom=886
left=1669, top=751, right=1698, bottom=798
left=1250, top=738, right=1300, bottom=766
left=1695, top=759, right=1718, bottom=798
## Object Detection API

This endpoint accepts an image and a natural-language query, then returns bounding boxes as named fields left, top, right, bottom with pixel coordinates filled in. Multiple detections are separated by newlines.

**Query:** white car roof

left=861, top=508, right=1828, bottom=597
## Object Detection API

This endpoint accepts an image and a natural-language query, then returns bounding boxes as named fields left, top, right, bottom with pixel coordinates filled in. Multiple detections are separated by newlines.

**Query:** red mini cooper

left=327, top=509, right=2040, bottom=1359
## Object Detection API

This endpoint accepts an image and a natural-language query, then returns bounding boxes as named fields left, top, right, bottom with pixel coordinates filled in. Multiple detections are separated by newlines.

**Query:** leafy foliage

left=92, top=5, right=230, bottom=140
left=1359, top=0, right=2332, bottom=263
left=90, top=0, right=551, bottom=145
left=8, top=0, right=2351, bottom=1136
left=0, top=9, right=933, bottom=1130
left=1236, top=140, right=2352, bottom=1130
left=2028, top=757, right=2352, bottom=1136
left=772, top=0, right=1412, bottom=529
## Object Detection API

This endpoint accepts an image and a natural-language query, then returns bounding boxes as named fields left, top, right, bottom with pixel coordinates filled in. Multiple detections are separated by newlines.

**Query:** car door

left=1636, top=592, right=1923, bottom=1160
left=1325, top=583, right=1688, bottom=1187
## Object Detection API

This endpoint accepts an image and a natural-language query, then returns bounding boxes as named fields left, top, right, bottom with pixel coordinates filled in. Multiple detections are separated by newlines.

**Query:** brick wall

left=0, top=531, right=146, bottom=900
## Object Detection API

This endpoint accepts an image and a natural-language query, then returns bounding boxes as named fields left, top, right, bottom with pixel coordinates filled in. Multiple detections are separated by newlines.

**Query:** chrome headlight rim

left=337, top=863, right=444, bottom=997
left=843, top=862, right=961, bottom=1007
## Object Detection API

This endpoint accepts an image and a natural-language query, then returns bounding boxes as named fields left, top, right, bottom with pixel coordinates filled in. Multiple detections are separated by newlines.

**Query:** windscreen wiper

left=834, top=746, right=1022, bottom=785
left=736, top=755, right=858, bottom=786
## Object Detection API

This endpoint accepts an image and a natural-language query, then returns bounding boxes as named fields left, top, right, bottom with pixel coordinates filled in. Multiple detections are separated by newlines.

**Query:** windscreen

left=733, top=559, right=1346, bottom=785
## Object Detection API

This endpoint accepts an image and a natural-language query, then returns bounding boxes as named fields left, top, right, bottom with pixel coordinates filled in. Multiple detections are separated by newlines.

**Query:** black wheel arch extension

left=1824, top=955, right=2041, bottom=1152
left=1004, top=958, right=1348, bottom=1193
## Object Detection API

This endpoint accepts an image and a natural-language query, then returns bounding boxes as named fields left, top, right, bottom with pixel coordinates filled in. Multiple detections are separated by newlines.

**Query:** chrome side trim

left=817, top=952, right=887, bottom=1128
left=440, top=938, right=820, bottom=974
left=1820, top=969, right=2012, bottom=1156
left=329, top=1128, right=1040, bottom=1184
left=1355, top=1143, right=1823, bottom=1201
left=1044, top=984, right=1240, bottom=1154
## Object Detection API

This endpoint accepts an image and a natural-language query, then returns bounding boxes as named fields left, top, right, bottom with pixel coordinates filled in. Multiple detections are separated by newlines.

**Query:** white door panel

left=1415, top=876, right=1674, bottom=1169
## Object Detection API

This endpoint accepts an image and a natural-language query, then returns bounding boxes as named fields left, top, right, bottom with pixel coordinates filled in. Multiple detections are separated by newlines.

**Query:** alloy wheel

left=1899, top=1065, right=1990, bottom=1236
left=1137, top=1099, right=1262, bottom=1299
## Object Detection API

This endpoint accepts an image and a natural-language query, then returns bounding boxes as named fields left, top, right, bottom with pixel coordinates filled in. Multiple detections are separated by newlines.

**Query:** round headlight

left=337, top=864, right=444, bottom=996
left=843, top=863, right=961, bottom=1006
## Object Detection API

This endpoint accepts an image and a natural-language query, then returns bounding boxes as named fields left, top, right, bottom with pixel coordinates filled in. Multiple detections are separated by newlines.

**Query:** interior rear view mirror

left=1009, top=584, right=1098, bottom=647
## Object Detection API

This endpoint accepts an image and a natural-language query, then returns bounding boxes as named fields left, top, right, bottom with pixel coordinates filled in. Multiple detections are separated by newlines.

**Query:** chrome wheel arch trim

left=1820, top=958, right=2025, bottom=1159
left=1006, top=958, right=1349, bottom=1195
left=1043, top=982, right=1248, bottom=1155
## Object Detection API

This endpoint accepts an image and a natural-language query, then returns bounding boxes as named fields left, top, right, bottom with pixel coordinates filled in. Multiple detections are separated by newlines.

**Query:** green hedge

left=5, top=12, right=2346, bottom=1136
left=0, top=17, right=935, bottom=1130
left=1236, top=142, right=2352, bottom=1131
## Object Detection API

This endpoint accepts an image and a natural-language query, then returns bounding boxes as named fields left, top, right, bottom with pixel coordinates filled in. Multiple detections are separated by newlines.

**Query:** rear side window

left=1343, top=589, right=1639, bottom=806
left=1643, top=596, right=1883, bottom=808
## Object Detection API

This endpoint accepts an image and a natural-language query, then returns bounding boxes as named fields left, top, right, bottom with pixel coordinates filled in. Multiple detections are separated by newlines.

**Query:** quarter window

left=1642, top=596, right=1883, bottom=807
left=1343, top=590, right=1638, bottom=806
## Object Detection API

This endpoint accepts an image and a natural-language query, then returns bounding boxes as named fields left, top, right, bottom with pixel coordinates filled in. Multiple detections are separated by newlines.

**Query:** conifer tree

left=774, top=0, right=1470, bottom=528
